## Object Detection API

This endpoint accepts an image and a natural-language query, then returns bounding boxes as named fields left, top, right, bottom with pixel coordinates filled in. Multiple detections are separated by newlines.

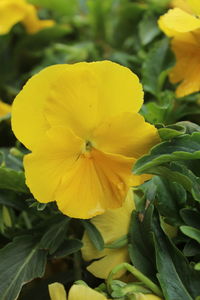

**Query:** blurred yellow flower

left=158, top=0, right=200, bottom=97
left=0, top=0, right=54, bottom=35
left=82, top=189, right=134, bottom=279
left=0, top=100, right=11, bottom=117
left=48, top=282, right=108, bottom=300
left=12, top=61, right=159, bottom=219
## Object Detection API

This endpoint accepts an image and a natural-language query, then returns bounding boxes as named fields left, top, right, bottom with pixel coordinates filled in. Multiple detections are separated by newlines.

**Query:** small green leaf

left=142, top=38, right=171, bottom=95
left=81, top=220, right=104, bottom=251
left=128, top=205, right=157, bottom=281
left=134, top=133, right=200, bottom=175
left=53, top=239, right=83, bottom=258
left=180, top=209, right=200, bottom=229
left=139, top=12, right=160, bottom=46
left=40, top=216, right=70, bottom=254
left=180, top=226, right=200, bottom=244
left=0, top=167, right=29, bottom=193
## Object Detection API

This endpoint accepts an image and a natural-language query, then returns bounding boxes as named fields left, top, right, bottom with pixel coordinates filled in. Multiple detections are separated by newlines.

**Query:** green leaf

left=0, top=167, right=29, bottom=193
left=153, top=215, right=200, bottom=300
left=153, top=176, right=186, bottom=225
left=180, top=208, right=200, bottom=229
left=134, top=132, right=200, bottom=175
left=53, top=239, right=83, bottom=258
left=40, top=216, right=70, bottom=254
left=142, top=38, right=171, bottom=95
left=158, top=124, right=186, bottom=140
left=128, top=205, right=157, bottom=281
left=27, top=0, right=77, bottom=15
left=81, top=220, right=104, bottom=251
left=139, top=12, right=159, bottom=46
left=0, top=236, right=47, bottom=300
left=180, top=226, right=200, bottom=244
left=0, top=190, right=27, bottom=210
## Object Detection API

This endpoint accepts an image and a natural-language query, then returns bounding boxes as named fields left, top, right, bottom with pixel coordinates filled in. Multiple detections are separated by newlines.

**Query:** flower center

left=85, top=140, right=93, bottom=151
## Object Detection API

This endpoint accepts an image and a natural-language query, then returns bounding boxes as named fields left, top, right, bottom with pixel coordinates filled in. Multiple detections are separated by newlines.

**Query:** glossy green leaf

left=0, top=167, right=29, bottom=193
left=128, top=205, right=157, bottom=281
left=134, top=133, right=200, bottom=175
left=153, top=216, right=200, bottom=300
left=81, top=220, right=104, bottom=251
left=180, top=226, right=200, bottom=244
left=0, top=236, right=47, bottom=300
left=40, top=216, right=70, bottom=254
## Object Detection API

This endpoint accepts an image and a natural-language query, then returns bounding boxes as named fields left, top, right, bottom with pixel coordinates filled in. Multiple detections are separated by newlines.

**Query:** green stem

left=107, top=263, right=163, bottom=297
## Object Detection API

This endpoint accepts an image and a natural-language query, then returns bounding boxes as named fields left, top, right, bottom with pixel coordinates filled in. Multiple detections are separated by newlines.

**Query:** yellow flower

left=0, top=100, right=11, bottom=117
left=0, top=0, right=54, bottom=35
left=12, top=61, right=159, bottom=219
left=82, top=189, right=134, bottom=279
left=158, top=1, right=200, bottom=97
left=48, top=282, right=108, bottom=300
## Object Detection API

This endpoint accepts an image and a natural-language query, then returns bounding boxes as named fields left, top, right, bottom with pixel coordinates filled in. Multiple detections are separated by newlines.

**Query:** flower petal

left=56, top=149, right=135, bottom=218
left=44, top=61, right=143, bottom=139
left=158, top=8, right=200, bottom=37
left=48, top=283, right=67, bottom=300
left=0, top=0, right=26, bottom=35
left=169, top=33, right=200, bottom=97
left=186, top=0, right=200, bottom=15
left=24, top=126, right=83, bottom=203
left=93, top=112, right=159, bottom=159
left=82, top=190, right=134, bottom=278
left=87, top=248, right=129, bottom=279
left=68, top=284, right=107, bottom=300
left=171, top=0, right=193, bottom=14
left=12, top=64, right=69, bottom=150
left=22, top=4, right=54, bottom=34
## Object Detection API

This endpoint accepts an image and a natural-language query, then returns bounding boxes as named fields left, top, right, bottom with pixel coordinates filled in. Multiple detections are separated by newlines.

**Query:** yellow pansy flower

left=12, top=61, right=159, bottom=219
left=0, top=100, right=11, bottom=117
left=82, top=189, right=134, bottom=279
left=48, top=282, right=108, bottom=300
left=0, top=0, right=54, bottom=35
left=158, top=1, right=200, bottom=97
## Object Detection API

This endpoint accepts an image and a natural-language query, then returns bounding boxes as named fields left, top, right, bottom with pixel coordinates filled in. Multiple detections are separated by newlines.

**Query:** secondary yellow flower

left=82, top=189, right=134, bottom=279
left=48, top=282, right=108, bottom=300
left=0, top=0, right=54, bottom=35
left=0, top=100, right=11, bottom=117
left=158, top=0, right=200, bottom=97
left=12, top=61, right=159, bottom=219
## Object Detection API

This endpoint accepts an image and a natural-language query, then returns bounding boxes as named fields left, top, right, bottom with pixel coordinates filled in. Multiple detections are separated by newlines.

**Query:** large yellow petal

left=82, top=190, right=134, bottom=278
left=56, top=149, right=134, bottom=218
left=169, top=33, right=200, bottom=97
left=22, top=4, right=54, bottom=34
left=186, top=0, right=200, bottom=15
left=87, top=247, right=129, bottom=279
left=93, top=112, right=160, bottom=159
left=12, top=64, right=69, bottom=150
left=68, top=284, right=107, bottom=300
left=48, top=283, right=67, bottom=300
left=0, top=0, right=26, bottom=35
left=24, top=126, right=83, bottom=203
left=44, top=61, right=143, bottom=140
left=158, top=8, right=200, bottom=37
left=171, top=0, right=193, bottom=14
